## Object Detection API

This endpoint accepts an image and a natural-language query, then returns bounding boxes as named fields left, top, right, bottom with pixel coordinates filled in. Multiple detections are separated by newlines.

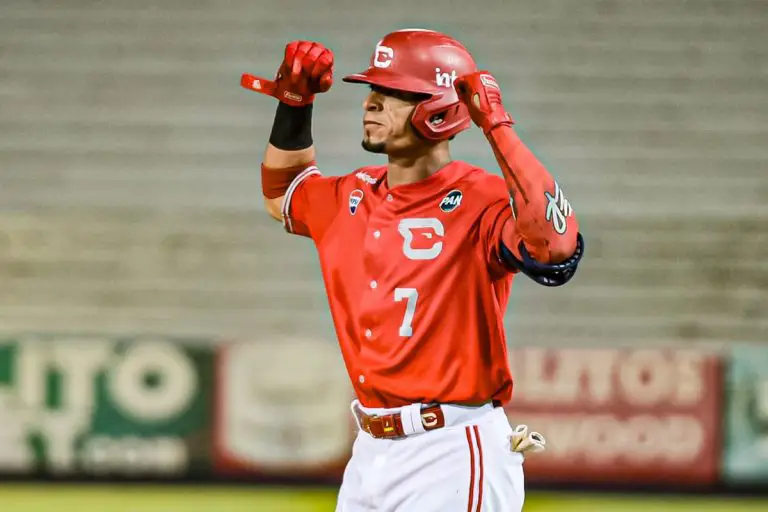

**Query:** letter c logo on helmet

left=343, top=29, right=477, bottom=141
left=373, top=43, right=394, bottom=69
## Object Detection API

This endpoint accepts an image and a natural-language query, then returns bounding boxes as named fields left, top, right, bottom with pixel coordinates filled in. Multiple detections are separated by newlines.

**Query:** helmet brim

left=343, top=69, right=436, bottom=96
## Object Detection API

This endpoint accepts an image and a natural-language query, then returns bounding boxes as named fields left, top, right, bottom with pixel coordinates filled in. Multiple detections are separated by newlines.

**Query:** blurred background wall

left=1, top=0, right=765, bottom=345
left=0, top=0, right=766, bottom=510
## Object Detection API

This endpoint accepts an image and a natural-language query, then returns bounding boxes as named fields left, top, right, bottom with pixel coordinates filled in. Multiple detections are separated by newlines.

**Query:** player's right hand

left=454, top=70, right=514, bottom=134
left=241, top=41, right=334, bottom=107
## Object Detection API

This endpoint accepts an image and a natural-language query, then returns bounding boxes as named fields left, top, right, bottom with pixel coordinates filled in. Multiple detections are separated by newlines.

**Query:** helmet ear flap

left=410, top=94, right=471, bottom=141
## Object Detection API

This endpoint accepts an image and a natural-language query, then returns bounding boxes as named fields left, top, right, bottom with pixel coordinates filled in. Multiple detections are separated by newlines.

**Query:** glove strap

left=240, top=73, right=315, bottom=107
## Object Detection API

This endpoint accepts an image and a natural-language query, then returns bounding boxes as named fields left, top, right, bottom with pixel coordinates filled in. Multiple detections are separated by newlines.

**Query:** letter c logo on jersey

left=349, top=189, right=364, bottom=215
left=398, top=218, right=444, bottom=260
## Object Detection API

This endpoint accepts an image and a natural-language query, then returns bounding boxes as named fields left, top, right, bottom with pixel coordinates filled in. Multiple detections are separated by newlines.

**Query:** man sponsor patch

left=349, top=189, right=364, bottom=215
left=439, top=189, right=463, bottom=213
left=544, top=181, right=572, bottom=234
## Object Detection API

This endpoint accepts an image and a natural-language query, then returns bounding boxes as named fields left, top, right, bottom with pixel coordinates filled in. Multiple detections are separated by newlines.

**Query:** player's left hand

left=509, top=424, right=546, bottom=457
left=454, top=71, right=514, bottom=134
left=241, top=41, right=334, bottom=107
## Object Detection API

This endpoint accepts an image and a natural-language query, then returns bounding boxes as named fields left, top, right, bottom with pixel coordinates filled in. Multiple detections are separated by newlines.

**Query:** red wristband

left=261, top=161, right=316, bottom=199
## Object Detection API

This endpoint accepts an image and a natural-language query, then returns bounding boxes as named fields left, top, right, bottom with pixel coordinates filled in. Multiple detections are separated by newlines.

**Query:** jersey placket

left=357, top=187, right=399, bottom=391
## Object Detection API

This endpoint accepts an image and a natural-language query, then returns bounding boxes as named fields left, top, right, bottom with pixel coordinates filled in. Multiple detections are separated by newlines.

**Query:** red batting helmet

left=343, top=29, right=477, bottom=141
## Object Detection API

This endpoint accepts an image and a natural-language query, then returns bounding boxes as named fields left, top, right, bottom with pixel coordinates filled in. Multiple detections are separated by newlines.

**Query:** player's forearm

left=489, top=125, right=579, bottom=264
left=261, top=103, right=317, bottom=218
left=264, top=144, right=315, bottom=169
left=262, top=102, right=316, bottom=169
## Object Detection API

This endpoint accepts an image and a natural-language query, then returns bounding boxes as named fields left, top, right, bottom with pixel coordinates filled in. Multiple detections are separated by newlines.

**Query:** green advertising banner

left=722, top=345, right=768, bottom=484
left=0, top=336, right=214, bottom=478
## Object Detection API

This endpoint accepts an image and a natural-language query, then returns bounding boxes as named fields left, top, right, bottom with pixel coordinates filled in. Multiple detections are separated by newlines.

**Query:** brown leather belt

left=356, top=405, right=446, bottom=439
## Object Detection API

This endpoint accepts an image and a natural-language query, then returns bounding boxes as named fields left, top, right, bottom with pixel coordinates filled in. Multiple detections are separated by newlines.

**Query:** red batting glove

left=454, top=71, right=514, bottom=134
left=241, top=41, right=334, bottom=107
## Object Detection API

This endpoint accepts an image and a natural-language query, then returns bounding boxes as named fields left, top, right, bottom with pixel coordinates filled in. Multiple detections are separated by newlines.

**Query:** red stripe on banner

left=465, top=426, right=476, bottom=512
left=473, top=425, right=485, bottom=512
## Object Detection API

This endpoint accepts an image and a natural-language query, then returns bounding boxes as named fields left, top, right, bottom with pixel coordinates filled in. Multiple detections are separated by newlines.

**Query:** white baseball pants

left=336, top=401, right=525, bottom=511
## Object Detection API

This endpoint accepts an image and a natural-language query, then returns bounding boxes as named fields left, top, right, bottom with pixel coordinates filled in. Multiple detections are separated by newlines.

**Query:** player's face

left=361, top=85, right=430, bottom=155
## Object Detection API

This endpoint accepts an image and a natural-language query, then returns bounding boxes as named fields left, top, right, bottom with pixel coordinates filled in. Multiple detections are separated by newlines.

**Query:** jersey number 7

left=394, top=287, right=419, bottom=337
left=393, top=217, right=443, bottom=338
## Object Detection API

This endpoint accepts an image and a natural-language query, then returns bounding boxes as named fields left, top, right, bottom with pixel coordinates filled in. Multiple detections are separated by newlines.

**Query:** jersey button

left=370, top=280, right=377, bottom=289
left=373, top=230, right=381, bottom=239
left=386, top=194, right=393, bottom=202
left=358, top=375, right=365, bottom=384
left=365, top=329, right=372, bottom=339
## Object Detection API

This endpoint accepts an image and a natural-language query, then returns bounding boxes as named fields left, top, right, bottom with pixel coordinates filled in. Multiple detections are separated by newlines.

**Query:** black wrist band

left=268, top=102, right=313, bottom=151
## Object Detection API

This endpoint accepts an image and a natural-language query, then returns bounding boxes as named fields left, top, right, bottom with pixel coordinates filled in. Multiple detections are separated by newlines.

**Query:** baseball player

left=245, top=29, right=583, bottom=511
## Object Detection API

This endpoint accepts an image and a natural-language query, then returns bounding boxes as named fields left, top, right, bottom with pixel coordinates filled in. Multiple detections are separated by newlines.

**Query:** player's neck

left=386, top=146, right=452, bottom=188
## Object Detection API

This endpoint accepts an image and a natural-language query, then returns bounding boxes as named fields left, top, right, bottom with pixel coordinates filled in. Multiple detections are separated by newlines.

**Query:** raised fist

left=241, top=41, right=334, bottom=107
left=454, top=71, right=514, bottom=133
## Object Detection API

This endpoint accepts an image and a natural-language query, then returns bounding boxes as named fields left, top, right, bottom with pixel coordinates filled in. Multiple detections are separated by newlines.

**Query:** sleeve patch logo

left=349, top=189, right=364, bottom=215
left=355, top=171, right=378, bottom=185
left=439, top=189, right=463, bottom=213
left=544, top=182, right=572, bottom=234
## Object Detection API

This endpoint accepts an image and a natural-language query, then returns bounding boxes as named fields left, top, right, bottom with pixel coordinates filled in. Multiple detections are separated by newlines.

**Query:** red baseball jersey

left=282, top=160, right=517, bottom=408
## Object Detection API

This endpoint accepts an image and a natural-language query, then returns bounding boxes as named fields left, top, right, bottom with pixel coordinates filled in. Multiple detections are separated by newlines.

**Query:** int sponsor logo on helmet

left=373, top=43, right=394, bottom=69
left=349, top=189, right=364, bottom=215
left=439, top=189, right=463, bottom=212
left=435, top=68, right=458, bottom=89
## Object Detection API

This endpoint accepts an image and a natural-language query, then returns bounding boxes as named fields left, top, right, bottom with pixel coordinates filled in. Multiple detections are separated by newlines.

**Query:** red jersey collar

left=380, top=161, right=465, bottom=198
